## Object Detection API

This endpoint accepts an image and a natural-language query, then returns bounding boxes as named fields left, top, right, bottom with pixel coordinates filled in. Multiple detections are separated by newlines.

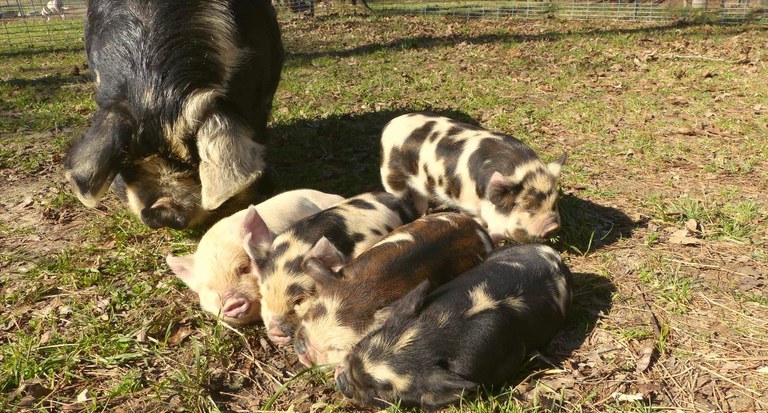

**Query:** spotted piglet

left=166, top=190, right=344, bottom=326
left=293, top=212, right=493, bottom=367
left=336, top=244, right=572, bottom=410
left=381, top=113, right=566, bottom=243
left=246, top=192, right=417, bottom=345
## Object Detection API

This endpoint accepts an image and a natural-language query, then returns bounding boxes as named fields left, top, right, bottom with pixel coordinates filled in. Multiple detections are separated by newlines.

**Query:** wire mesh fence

left=368, top=0, right=768, bottom=22
left=1, top=0, right=766, bottom=54
left=1, top=0, right=87, bottom=53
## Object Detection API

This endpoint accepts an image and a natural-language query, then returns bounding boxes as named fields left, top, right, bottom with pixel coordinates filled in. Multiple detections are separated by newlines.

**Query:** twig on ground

left=659, top=54, right=750, bottom=64
left=700, top=364, right=762, bottom=397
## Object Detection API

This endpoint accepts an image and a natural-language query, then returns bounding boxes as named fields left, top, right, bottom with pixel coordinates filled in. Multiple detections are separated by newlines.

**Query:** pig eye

left=236, top=263, right=250, bottom=275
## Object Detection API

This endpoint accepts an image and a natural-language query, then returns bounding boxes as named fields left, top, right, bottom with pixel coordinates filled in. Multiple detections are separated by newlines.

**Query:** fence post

left=634, top=0, right=639, bottom=20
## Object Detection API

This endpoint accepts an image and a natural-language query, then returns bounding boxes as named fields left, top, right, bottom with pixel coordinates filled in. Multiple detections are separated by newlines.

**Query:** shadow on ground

left=288, top=20, right=765, bottom=62
left=268, top=108, right=478, bottom=195
left=555, top=194, right=642, bottom=255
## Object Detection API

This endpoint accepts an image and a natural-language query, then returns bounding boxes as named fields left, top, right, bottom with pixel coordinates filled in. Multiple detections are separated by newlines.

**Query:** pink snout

left=334, top=364, right=344, bottom=380
left=222, top=295, right=250, bottom=318
left=297, top=352, right=312, bottom=367
left=531, top=213, right=561, bottom=239
left=267, top=320, right=293, bottom=345
left=541, top=220, right=560, bottom=238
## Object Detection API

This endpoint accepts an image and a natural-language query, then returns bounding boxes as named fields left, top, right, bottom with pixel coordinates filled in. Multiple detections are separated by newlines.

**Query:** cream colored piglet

left=166, top=189, right=344, bottom=325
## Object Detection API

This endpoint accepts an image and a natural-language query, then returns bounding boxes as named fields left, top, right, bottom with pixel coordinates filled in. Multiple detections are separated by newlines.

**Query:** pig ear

left=306, top=237, right=345, bottom=272
left=197, top=110, right=266, bottom=211
left=242, top=205, right=273, bottom=267
left=166, top=255, right=199, bottom=292
left=547, top=152, right=567, bottom=177
left=303, top=258, right=340, bottom=290
left=64, top=108, right=131, bottom=208
left=420, top=370, right=477, bottom=410
left=372, top=306, right=393, bottom=326
left=487, top=171, right=522, bottom=207
left=390, top=280, right=431, bottom=320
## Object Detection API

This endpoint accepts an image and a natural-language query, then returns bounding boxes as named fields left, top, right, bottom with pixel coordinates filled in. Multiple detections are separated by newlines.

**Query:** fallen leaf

left=135, top=327, right=148, bottom=343
left=720, top=361, right=742, bottom=371
left=167, top=326, right=192, bottom=346
left=636, top=341, right=655, bottom=372
left=76, top=389, right=91, bottom=403
left=669, top=229, right=703, bottom=245
left=612, top=392, right=645, bottom=402
left=684, top=219, right=701, bottom=233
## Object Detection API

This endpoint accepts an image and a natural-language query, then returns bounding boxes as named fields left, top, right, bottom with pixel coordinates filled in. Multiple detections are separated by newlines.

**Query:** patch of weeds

left=619, top=327, right=653, bottom=341
left=657, top=266, right=697, bottom=315
left=703, top=155, right=759, bottom=175
left=665, top=196, right=710, bottom=224
left=262, top=365, right=330, bottom=411
left=451, top=386, right=528, bottom=413
left=646, top=194, right=766, bottom=242
left=637, top=264, right=697, bottom=315
left=718, top=199, right=764, bottom=241
left=736, top=293, right=768, bottom=306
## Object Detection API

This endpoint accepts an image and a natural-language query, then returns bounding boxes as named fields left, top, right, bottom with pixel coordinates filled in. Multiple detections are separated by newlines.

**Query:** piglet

left=246, top=192, right=417, bottom=345
left=336, top=244, right=572, bottom=410
left=166, top=189, right=344, bottom=326
left=293, top=212, right=493, bottom=367
left=380, top=113, right=566, bottom=243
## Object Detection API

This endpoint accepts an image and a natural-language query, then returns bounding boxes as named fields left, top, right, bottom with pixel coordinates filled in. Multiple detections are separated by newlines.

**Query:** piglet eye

left=236, top=263, right=250, bottom=275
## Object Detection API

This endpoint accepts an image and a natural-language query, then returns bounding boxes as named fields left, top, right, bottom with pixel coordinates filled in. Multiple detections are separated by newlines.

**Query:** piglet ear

left=547, top=152, right=567, bottom=177
left=197, top=109, right=266, bottom=210
left=420, top=370, right=477, bottom=410
left=390, top=280, right=431, bottom=320
left=64, top=108, right=131, bottom=208
left=306, top=237, right=345, bottom=272
left=303, top=258, right=340, bottom=290
left=166, top=255, right=199, bottom=292
left=486, top=171, right=521, bottom=207
left=242, top=205, right=273, bottom=267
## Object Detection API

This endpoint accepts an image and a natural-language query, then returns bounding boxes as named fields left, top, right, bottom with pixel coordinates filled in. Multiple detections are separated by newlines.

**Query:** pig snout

left=266, top=320, right=293, bottom=345
left=294, top=338, right=315, bottom=367
left=294, top=337, right=307, bottom=355
left=529, top=213, right=560, bottom=240
left=141, top=197, right=188, bottom=229
left=221, top=294, right=250, bottom=318
left=335, top=368, right=353, bottom=397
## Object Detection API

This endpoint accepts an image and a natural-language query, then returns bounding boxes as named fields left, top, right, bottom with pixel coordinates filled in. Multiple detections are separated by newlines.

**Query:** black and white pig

left=336, top=244, right=572, bottom=410
left=166, top=189, right=343, bottom=326
left=293, top=213, right=493, bottom=367
left=65, top=0, right=284, bottom=230
left=380, top=113, right=567, bottom=243
left=245, top=192, right=417, bottom=345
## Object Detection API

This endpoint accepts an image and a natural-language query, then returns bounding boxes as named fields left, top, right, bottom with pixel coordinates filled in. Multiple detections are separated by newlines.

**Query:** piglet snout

left=541, top=221, right=560, bottom=238
left=222, top=295, right=250, bottom=318
left=335, top=368, right=352, bottom=397
left=532, top=213, right=560, bottom=239
left=267, top=320, right=293, bottom=345
left=294, top=338, right=307, bottom=355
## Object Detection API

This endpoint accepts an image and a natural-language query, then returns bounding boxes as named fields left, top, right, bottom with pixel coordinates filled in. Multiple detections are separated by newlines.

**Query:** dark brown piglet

left=293, top=212, right=494, bottom=367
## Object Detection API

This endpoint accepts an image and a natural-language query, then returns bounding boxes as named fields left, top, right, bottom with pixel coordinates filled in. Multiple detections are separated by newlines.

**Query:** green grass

left=2, top=12, right=768, bottom=413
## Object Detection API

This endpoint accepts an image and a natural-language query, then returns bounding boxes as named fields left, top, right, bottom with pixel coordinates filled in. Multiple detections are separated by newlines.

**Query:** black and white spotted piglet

left=245, top=192, right=417, bottom=345
left=335, top=244, right=572, bottom=411
left=381, top=113, right=566, bottom=243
